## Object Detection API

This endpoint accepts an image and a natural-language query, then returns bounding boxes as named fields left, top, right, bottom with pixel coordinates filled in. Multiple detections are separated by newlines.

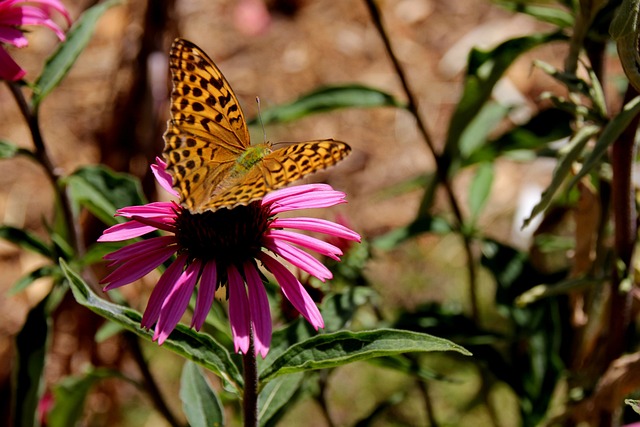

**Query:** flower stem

left=242, top=329, right=258, bottom=427
left=363, top=0, right=479, bottom=321
left=6, top=81, right=85, bottom=258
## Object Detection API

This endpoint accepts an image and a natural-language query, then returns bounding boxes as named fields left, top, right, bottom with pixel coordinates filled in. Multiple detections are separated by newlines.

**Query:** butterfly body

left=164, top=38, right=351, bottom=214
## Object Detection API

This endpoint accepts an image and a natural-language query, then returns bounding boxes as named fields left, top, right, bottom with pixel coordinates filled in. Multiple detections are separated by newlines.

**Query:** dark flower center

left=174, top=202, right=272, bottom=267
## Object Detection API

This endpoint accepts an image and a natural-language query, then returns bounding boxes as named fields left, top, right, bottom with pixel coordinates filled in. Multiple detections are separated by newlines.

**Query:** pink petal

left=101, top=244, right=177, bottom=290
left=98, top=221, right=159, bottom=242
left=151, top=157, right=179, bottom=197
left=244, top=261, right=271, bottom=358
left=263, top=237, right=332, bottom=281
left=116, top=201, right=176, bottom=218
left=141, top=254, right=187, bottom=328
left=259, top=252, right=324, bottom=329
left=0, top=46, right=25, bottom=80
left=192, top=261, right=217, bottom=330
left=267, top=193, right=347, bottom=214
left=154, top=260, right=201, bottom=344
left=262, top=184, right=333, bottom=205
left=227, top=264, right=250, bottom=354
left=103, top=235, right=176, bottom=262
left=0, top=27, right=28, bottom=47
left=267, top=229, right=342, bottom=260
left=270, top=217, right=361, bottom=242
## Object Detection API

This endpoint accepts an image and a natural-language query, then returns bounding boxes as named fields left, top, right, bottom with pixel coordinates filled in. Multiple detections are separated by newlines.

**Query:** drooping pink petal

left=154, top=259, right=201, bottom=344
left=259, top=252, right=324, bottom=329
left=115, top=201, right=176, bottom=218
left=0, top=46, right=25, bottom=80
left=103, top=235, right=176, bottom=262
left=266, top=192, right=347, bottom=214
left=263, top=237, right=332, bottom=281
left=31, top=0, right=72, bottom=25
left=141, top=254, right=187, bottom=328
left=270, top=217, right=361, bottom=242
left=192, top=261, right=217, bottom=330
left=0, top=26, right=28, bottom=47
left=227, top=264, right=250, bottom=354
left=101, top=244, right=177, bottom=290
left=262, top=184, right=333, bottom=205
left=267, top=229, right=342, bottom=260
left=244, top=261, right=271, bottom=358
left=151, top=157, right=179, bottom=197
left=98, top=221, right=159, bottom=242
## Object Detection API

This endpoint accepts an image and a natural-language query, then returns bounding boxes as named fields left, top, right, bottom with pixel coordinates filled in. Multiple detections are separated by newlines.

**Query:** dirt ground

left=0, top=0, right=570, bottom=425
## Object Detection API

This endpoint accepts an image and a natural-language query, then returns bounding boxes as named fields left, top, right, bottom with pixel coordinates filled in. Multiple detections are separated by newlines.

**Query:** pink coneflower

left=0, top=0, right=71, bottom=81
left=99, top=158, right=360, bottom=358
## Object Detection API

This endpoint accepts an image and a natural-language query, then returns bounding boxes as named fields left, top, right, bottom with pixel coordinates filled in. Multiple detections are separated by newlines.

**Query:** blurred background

left=0, top=0, right=588, bottom=425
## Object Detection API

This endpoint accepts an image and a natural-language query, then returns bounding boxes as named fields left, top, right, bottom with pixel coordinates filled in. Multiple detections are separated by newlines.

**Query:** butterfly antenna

left=256, top=96, right=268, bottom=143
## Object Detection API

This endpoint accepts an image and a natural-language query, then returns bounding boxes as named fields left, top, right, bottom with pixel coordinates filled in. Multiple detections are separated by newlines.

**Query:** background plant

left=3, top=0, right=640, bottom=426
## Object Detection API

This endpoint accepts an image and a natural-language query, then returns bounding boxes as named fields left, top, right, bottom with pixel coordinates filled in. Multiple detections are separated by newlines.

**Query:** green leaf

left=61, top=260, right=244, bottom=392
left=445, top=31, right=565, bottom=174
left=468, top=162, right=494, bottom=220
left=625, top=399, right=640, bottom=415
left=13, top=296, right=50, bottom=427
left=523, top=125, right=600, bottom=228
left=0, top=225, right=52, bottom=257
left=459, top=101, right=510, bottom=159
left=372, top=214, right=452, bottom=250
left=321, top=287, right=376, bottom=332
left=32, top=0, right=121, bottom=107
left=258, top=372, right=304, bottom=427
left=180, top=361, right=224, bottom=427
left=66, top=165, right=145, bottom=226
left=9, top=265, right=59, bottom=295
left=494, top=1, right=574, bottom=27
left=251, top=85, right=404, bottom=125
left=259, top=329, right=470, bottom=383
left=567, top=96, right=640, bottom=189
left=49, top=368, right=123, bottom=427
left=0, top=140, right=31, bottom=159
left=465, top=107, right=574, bottom=165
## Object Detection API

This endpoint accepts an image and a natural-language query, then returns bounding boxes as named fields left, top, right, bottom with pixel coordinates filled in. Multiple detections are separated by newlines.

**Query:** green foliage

left=180, top=362, right=225, bottom=427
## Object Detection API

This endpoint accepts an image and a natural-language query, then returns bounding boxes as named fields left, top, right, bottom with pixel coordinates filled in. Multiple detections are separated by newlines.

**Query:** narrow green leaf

left=9, top=265, right=58, bottom=296
left=259, top=329, right=470, bottom=383
left=625, top=399, right=640, bottom=415
left=0, top=140, right=29, bottom=159
left=251, top=85, right=404, bottom=125
left=495, top=1, right=574, bottom=27
left=523, top=125, right=600, bottom=227
left=321, top=287, right=377, bottom=332
left=372, top=215, right=452, bottom=250
left=48, top=368, right=122, bottom=427
left=32, top=0, right=121, bottom=107
left=180, top=361, right=224, bottom=427
left=258, top=372, right=304, bottom=427
left=13, top=296, right=50, bottom=427
left=0, top=225, right=52, bottom=257
left=459, top=101, right=510, bottom=158
left=468, top=162, right=494, bottom=220
left=66, top=165, right=145, bottom=226
left=61, top=260, right=243, bottom=391
left=445, top=31, right=565, bottom=174
left=567, top=96, right=640, bottom=189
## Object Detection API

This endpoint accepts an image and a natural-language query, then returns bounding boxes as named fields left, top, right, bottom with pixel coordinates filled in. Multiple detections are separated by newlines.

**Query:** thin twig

left=363, top=0, right=479, bottom=320
left=124, top=332, right=185, bottom=427
left=242, top=329, right=258, bottom=427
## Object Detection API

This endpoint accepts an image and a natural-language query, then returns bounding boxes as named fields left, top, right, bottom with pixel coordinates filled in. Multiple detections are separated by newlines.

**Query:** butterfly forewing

left=163, top=38, right=352, bottom=214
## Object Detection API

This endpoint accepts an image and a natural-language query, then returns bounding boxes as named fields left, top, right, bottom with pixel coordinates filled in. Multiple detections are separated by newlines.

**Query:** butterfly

left=163, top=38, right=351, bottom=214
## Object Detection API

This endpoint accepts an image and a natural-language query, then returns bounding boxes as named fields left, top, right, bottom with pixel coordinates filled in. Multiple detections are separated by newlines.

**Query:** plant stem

left=124, top=332, right=184, bottom=427
left=242, top=330, right=258, bottom=427
left=363, top=0, right=479, bottom=321
left=6, top=81, right=85, bottom=258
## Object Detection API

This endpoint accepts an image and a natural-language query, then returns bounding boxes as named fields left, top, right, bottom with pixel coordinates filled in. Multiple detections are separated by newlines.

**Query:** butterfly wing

left=163, top=38, right=251, bottom=211
left=196, top=139, right=351, bottom=213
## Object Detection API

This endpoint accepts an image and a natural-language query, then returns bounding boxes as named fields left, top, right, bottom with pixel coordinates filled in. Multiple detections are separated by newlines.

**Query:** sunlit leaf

left=180, top=361, right=224, bottom=427
left=32, top=0, right=121, bottom=107
left=259, top=329, right=470, bottom=383
left=468, top=162, right=494, bottom=221
left=258, top=372, right=304, bottom=427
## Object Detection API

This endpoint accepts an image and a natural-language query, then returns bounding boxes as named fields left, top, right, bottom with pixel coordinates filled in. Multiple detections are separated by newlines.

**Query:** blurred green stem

left=243, top=330, right=258, bottom=427
left=364, top=0, right=479, bottom=321
left=6, top=81, right=84, bottom=258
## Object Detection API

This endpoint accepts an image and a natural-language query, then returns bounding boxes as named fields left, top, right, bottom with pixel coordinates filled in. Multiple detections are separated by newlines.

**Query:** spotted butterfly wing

left=163, top=38, right=351, bottom=214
